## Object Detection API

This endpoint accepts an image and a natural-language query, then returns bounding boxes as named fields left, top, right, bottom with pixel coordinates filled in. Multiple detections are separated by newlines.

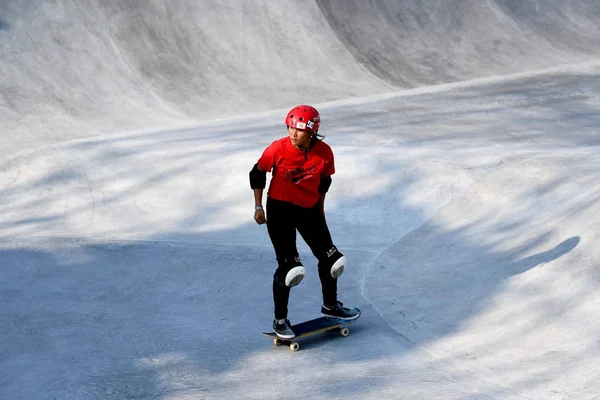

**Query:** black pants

left=266, top=197, right=341, bottom=319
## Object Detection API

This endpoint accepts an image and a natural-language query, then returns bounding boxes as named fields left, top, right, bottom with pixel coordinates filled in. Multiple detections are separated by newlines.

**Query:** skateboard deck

left=262, top=312, right=360, bottom=352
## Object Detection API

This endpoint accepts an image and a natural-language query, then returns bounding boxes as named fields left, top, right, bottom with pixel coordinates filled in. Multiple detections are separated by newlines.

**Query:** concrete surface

left=1, top=1, right=600, bottom=399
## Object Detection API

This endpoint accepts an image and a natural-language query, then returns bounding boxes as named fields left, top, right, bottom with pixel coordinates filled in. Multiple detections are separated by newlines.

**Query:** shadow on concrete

left=1, top=69, right=600, bottom=398
left=0, top=225, right=584, bottom=398
left=0, top=150, right=590, bottom=398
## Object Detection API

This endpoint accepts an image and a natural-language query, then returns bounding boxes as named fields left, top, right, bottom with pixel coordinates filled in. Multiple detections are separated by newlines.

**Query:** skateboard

left=262, top=312, right=360, bottom=352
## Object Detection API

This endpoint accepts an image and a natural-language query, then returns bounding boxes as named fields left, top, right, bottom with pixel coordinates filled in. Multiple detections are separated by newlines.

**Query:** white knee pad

left=330, top=255, right=346, bottom=279
left=285, top=266, right=306, bottom=287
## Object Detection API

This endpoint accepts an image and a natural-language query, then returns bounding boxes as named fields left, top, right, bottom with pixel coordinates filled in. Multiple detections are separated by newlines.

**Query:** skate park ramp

left=2, top=1, right=600, bottom=399
left=3, top=0, right=600, bottom=153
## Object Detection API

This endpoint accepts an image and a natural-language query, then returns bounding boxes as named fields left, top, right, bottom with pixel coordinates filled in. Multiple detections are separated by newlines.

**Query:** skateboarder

left=249, top=105, right=360, bottom=339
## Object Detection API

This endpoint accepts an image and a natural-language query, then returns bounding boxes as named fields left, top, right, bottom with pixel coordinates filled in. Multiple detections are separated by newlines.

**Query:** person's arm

left=250, top=163, right=267, bottom=224
left=318, top=175, right=332, bottom=217
left=318, top=192, right=326, bottom=217
left=253, top=187, right=266, bottom=224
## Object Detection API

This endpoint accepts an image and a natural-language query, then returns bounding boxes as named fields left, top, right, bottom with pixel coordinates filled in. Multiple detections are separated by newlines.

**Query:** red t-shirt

left=257, top=137, right=335, bottom=208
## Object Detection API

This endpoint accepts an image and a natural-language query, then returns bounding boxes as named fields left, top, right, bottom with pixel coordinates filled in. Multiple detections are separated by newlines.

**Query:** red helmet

left=285, top=105, right=321, bottom=134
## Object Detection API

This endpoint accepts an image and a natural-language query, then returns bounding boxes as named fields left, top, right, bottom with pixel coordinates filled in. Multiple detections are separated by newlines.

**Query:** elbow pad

left=318, top=175, right=332, bottom=193
left=249, top=163, right=266, bottom=189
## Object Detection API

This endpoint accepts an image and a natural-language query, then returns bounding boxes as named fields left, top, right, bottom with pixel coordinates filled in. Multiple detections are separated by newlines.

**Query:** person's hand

left=254, top=208, right=266, bottom=225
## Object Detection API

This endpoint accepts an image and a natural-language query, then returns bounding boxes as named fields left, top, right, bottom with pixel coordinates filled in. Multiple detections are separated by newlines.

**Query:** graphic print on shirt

left=283, top=165, right=318, bottom=184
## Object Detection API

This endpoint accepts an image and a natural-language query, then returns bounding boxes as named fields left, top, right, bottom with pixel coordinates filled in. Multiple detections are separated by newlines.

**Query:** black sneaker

left=321, top=301, right=360, bottom=320
left=273, top=318, right=295, bottom=339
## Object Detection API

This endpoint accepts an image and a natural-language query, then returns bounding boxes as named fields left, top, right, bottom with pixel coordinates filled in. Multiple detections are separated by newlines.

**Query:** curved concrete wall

left=1, top=0, right=600, bottom=142
left=316, top=0, right=600, bottom=86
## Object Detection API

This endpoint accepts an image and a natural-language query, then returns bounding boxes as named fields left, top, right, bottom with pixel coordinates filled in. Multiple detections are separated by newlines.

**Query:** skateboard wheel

left=290, top=342, right=300, bottom=352
left=339, top=327, right=350, bottom=337
left=274, top=339, right=284, bottom=346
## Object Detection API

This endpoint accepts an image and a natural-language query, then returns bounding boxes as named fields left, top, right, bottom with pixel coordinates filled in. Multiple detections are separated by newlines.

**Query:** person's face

left=288, top=126, right=312, bottom=149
